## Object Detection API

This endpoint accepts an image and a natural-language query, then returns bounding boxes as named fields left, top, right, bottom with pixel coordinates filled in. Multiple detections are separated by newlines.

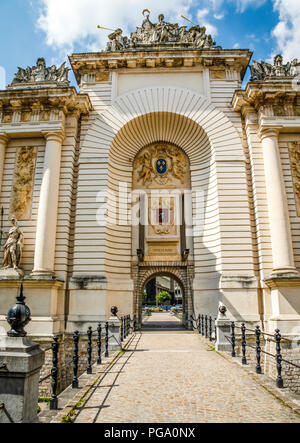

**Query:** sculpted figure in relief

left=10, top=147, right=37, bottom=220
left=290, top=143, right=300, bottom=203
left=1, top=217, right=24, bottom=271
left=137, top=152, right=154, bottom=185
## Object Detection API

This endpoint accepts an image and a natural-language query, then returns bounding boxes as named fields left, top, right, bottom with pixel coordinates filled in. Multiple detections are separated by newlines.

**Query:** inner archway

left=141, top=271, right=186, bottom=330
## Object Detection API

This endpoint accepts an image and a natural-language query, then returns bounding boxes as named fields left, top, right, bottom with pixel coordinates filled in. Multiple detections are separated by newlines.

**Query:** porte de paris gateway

left=1, top=10, right=300, bottom=424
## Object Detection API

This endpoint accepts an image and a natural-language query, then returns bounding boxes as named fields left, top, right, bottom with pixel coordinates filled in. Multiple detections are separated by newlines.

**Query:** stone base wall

left=37, top=334, right=104, bottom=398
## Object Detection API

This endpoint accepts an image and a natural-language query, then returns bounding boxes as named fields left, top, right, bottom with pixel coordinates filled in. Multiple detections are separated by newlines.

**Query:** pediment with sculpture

left=105, top=11, right=220, bottom=52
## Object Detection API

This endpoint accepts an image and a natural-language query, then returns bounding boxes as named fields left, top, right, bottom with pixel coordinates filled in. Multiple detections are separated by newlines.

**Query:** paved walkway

left=142, top=311, right=184, bottom=330
left=73, top=314, right=300, bottom=423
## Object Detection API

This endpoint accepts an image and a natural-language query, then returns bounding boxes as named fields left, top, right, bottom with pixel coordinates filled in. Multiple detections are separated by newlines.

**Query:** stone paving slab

left=71, top=317, right=300, bottom=424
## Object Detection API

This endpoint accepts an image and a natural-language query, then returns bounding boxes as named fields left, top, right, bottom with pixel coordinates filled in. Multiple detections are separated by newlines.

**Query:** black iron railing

left=40, top=315, right=136, bottom=411
left=190, top=314, right=217, bottom=343
left=225, top=323, right=300, bottom=390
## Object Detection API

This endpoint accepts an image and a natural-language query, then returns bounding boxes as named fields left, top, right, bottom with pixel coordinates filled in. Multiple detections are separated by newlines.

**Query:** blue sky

left=0, top=0, right=298, bottom=89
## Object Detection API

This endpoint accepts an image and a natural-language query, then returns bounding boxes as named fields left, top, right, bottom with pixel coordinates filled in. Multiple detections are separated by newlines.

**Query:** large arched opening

left=83, top=86, right=246, bottom=321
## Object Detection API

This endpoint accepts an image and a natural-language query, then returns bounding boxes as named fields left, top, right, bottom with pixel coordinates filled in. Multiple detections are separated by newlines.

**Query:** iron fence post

left=105, top=322, right=109, bottom=357
left=87, top=327, right=93, bottom=374
left=255, top=326, right=262, bottom=374
left=97, top=323, right=102, bottom=365
left=209, top=317, right=213, bottom=342
left=198, top=315, right=201, bottom=334
left=134, top=314, right=137, bottom=332
left=72, top=331, right=79, bottom=388
left=50, top=336, right=59, bottom=410
left=120, top=317, right=124, bottom=342
left=231, top=322, right=236, bottom=357
left=275, top=329, right=284, bottom=388
left=215, top=318, right=217, bottom=342
left=241, top=323, right=247, bottom=365
left=201, top=315, right=204, bottom=336
left=205, top=315, right=208, bottom=338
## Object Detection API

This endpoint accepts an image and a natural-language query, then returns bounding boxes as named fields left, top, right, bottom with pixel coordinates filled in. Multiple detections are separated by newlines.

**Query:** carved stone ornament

left=10, top=147, right=37, bottom=220
left=105, top=11, right=220, bottom=52
left=250, top=54, right=300, bottom=81
left=134, top=144, right=188, bottom=187
left=289, top=142, right=300, bottom=216
left=9, top=58, right=70, bottom=88
left=149, top=197, right=175, bottom=236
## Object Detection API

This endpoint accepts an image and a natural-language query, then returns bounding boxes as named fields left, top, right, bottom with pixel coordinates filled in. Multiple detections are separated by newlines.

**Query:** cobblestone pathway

left=73, top=314, right=300, bottom=423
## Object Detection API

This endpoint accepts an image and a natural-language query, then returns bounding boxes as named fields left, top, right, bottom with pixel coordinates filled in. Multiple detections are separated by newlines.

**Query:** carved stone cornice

left=233, top=81, right=300, bottom=132
left=0, top=87, right=92, bottom=130
left=233, top=83, right=300, bottom=110
left=69, top=49, right=252, bottom=85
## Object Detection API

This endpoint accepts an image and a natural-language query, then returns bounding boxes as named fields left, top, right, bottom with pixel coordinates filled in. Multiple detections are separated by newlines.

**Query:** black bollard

left=209, top=317, right=213, bottom=342
left=255, top=326, right=262, bottom=374
left=72, top=331, right=80, bottom=388
left=97, top=323, right=102, bottom=365
left=105, top=322, right=109, bottom=358
left=198, top=315, right=201, bottom=335
left=50, top=336, right=59, bottom=410
left=275, top=329, right=284, bottom=388
left=120, top=317, right=124, bottom=342
left=231, top=322, right=236, bottom=357
left=87, top=327, right=93, bottom=374
left=201, top=315, right=205, bottom=336
left=241, top=323, right=247, bottom=365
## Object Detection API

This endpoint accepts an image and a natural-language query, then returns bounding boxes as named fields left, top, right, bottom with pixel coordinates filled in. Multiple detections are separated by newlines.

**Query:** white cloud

left=213, top=13, right=225, bottom=20
left=197, top=8, right=210, bottom=20
left=36, top=0, right=193, bottom=54
left=207, top=0, right=266, bottom=12
left=197, top=8, right=218, bottom=36
left=272, top=0, right=300, bottom=61
left=234, top=0, right=267, bottom=13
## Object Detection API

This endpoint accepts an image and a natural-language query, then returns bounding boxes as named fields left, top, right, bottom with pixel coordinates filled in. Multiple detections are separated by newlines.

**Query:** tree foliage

left=157, top=291, right=172, bottom=303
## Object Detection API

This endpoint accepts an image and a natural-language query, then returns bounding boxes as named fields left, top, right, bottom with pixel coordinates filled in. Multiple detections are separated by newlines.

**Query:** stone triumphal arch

left=0, top=10, right=300, bottom=345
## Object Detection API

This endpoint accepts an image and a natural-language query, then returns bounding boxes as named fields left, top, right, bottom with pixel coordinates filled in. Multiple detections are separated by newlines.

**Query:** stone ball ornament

left=6, top=284, right=31, bottom=337
left=111, top=306, right=119, bottom=317
left=219, top=304, right=227, bottom=316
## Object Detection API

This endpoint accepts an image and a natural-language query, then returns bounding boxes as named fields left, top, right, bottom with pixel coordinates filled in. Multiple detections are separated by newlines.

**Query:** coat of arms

left=135, top=144, right=187, bottom=186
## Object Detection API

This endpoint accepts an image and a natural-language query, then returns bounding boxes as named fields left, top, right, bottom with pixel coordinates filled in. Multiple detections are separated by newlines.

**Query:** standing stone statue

left=1, top=216, right=24, bottom=274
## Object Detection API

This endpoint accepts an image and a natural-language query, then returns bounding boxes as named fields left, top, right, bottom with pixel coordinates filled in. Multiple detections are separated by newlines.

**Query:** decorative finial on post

left=6, top=284, right=31, bottom=337
left=218, top=302, right=227, bottom=316
left=111, top=306, right=118, bottom=317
